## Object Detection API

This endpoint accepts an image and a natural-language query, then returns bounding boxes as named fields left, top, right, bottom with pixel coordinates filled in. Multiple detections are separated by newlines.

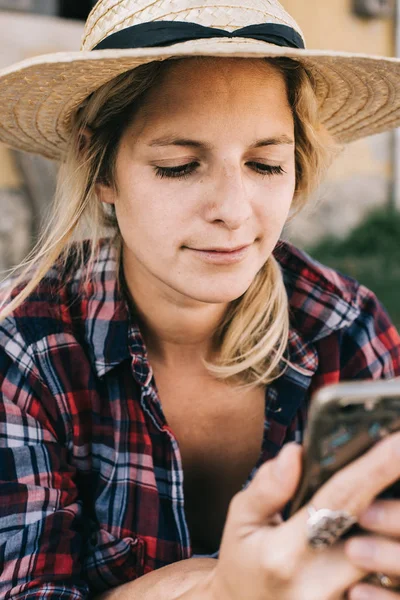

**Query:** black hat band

left=92, top=21, right=305, bottom=51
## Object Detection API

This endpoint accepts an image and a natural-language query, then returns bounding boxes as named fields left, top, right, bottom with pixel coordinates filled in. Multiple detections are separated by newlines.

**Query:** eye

left=154, top=161, right=286, bottom=180
left=247, top=162, right=286, bottom=177
left=155, top=162, right=199, bottom=179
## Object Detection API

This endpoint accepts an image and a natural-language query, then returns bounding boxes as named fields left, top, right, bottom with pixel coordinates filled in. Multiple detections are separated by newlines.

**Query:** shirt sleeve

left=339, top=284, right=400, bottom=380
left=0, top=346, right=89, bottom=599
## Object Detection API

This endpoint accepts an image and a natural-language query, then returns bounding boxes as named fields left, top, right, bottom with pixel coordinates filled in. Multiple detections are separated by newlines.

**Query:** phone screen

left=290, top=383, right=400, bottom=515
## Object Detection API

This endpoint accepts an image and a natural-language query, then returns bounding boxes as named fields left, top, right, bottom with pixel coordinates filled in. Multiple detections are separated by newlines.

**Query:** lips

left=185, top=244, right=252, bottom=265
left=192, top=244, right=251, bottom=253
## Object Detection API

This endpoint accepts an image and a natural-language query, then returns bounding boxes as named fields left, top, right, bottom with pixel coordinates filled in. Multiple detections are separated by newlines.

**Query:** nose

left=203, top=165, right=253, bottom=230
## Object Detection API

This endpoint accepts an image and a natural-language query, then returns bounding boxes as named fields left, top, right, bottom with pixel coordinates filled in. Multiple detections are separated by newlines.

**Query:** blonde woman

left=0, top=1, right=400, bottom=599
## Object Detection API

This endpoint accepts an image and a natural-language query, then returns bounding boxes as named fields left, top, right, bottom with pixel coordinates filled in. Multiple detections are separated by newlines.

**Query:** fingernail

left=360, top=505, right=384, bottom=526
left=272, top=451, right=286, bottom=481
left=273, top=445, right=294, bottom=480
left=347, top=539, right=376, bottom=562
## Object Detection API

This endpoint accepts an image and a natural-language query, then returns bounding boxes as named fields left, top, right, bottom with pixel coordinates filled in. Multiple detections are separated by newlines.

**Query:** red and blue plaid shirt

left=0, top=238, right=399, bottom=599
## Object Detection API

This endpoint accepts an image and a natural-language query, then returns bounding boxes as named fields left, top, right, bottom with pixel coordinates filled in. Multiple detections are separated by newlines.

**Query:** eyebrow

left=148, top=134, right=295, bottom=149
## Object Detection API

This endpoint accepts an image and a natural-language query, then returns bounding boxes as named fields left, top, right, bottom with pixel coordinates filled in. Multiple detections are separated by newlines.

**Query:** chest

left=153, top=370, right=266, bottom=554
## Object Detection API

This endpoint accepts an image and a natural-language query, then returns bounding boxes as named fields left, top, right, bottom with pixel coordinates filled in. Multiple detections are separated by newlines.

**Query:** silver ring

left=306, top=505, right=357, bottom=550
left=377, top=573, right=395, bottom=589
left=366, top=572, right=400, bottom=590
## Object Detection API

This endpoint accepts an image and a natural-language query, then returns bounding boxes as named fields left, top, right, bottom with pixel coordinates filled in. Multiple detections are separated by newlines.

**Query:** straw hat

left=1, top=0, right=400, bottom=160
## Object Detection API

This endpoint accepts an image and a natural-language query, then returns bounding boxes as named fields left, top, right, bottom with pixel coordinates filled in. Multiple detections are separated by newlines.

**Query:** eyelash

left=154, top=162, right=286, bottom=180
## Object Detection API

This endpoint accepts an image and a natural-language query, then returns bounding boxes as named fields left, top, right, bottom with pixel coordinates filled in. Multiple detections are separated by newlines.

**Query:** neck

left=122, top=257, right=228, bottom=368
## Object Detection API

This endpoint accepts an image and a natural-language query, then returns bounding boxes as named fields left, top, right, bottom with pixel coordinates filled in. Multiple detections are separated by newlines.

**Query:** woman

left=0, top=0, right=400, bottom=598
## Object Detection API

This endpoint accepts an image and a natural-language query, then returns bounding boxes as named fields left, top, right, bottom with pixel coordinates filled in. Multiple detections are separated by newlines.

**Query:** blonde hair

left=0, top=57, right=341, bottom=386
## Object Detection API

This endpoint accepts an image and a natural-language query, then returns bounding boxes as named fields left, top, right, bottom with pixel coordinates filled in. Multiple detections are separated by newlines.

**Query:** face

left=99, top=58, right=296, bottom=306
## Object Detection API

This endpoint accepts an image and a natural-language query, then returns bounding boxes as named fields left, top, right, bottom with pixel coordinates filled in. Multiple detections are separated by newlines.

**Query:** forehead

left=129, top=57, right=293, bottom=137
left=159, top=56, right=285, bottom=87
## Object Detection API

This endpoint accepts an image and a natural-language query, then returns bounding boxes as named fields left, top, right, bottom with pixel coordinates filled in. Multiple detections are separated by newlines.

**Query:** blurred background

left=0, top=0, right=399, bottom=327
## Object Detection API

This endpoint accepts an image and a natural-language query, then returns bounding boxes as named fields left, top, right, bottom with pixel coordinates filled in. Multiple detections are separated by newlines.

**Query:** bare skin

left=96, top=58, right=400, bottom=599
left=153, top=365, right=266, bottom=553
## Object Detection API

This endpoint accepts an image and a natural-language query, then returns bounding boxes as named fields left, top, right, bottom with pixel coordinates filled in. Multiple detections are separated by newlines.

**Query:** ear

left=78, top=127, right=117, bottom=205
left=78, top=126, right=93, bottom=154
left=96, top=180, right=116, bottom=205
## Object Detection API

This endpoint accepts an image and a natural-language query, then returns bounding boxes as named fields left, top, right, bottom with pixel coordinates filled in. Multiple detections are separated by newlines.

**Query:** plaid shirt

left=0, top=238, right=399, bottom=599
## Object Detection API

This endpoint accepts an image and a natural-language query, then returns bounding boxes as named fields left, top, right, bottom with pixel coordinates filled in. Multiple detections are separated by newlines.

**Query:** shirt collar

left=81, top=240, right=148, bottom=380
left=275, top=241, right=361, bottom=377
left=83, top=239, right=361, bottom=380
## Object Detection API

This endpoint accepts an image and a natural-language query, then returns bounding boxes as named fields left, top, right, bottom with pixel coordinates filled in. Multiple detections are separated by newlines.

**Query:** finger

left=266, top=539, right=368, bottom=598
left=313, top=432, right=400, bottom=517
left=346, top=536, right=400, bottom=577
left=231, top=443, right=302, bottom=529
left=348, top=583, right=400, bottom=599
left=288, top=433, right=400, bottom=554
left=266, top=512, right=284, bottom=527
left=359, top=500, right=400, bottom=537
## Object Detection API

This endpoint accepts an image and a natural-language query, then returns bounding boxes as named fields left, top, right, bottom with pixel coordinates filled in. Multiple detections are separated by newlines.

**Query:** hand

left=344, top=499, right=400, bottom=599
left=202, top=433, right=400, bottom=600
left=96, top=558, right=217, bottom=600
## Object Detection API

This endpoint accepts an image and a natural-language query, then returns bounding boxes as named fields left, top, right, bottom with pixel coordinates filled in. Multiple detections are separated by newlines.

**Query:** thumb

left=235, top=443, right=303, bottom=528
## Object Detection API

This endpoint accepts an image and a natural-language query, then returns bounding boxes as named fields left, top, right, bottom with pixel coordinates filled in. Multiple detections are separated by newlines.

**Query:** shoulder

left=0, top=240, right=89, bottom=335
left=274, top=240, right=360, bottom=307
left=274, top=240, right=400, bottom=379
left=0, top=238, right=117, bottom=382
left=274, top=240, right=379, bottom=340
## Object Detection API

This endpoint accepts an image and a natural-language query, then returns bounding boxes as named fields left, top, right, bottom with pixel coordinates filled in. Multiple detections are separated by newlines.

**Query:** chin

left=183, top=279, right=255, bottom=304
left=165, top=264, right=261, bottom=304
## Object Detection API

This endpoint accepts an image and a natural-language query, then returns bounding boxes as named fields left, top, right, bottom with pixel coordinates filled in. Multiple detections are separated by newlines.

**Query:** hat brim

left=1, top=37, right=400, bottom=160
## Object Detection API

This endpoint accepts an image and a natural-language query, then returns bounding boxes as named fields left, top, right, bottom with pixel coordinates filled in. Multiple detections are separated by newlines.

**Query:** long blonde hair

left=0, top=57, right=341, bottom=386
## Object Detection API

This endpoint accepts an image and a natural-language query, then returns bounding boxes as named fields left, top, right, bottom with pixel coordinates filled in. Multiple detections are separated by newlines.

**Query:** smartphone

left=290, top=379, right=400, bottom=516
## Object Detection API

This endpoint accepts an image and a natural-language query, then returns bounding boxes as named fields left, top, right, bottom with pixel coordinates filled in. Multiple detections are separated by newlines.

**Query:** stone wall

left=285, top=130, right=393, bottom=246
left=0, top=10, right=83, bottom=271
left=0, top=0, right=57, bottom=14
left=281, top=0, right=394, bottom=246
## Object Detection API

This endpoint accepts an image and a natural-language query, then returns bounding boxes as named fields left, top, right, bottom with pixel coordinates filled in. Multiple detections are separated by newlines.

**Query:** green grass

left=307, top=209, right=400, bottom=330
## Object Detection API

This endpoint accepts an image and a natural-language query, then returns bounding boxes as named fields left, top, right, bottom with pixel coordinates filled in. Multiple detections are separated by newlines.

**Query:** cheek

left=113, top=177, right=188, bottom=249
left=257, top=176, right=296, bottom=227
